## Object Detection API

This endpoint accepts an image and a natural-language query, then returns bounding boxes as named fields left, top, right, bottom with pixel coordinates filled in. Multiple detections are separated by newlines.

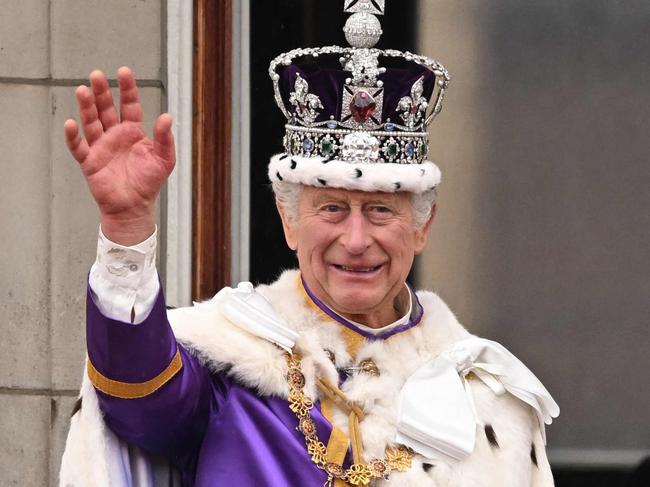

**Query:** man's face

left=279, top=187, right=434, bottom=327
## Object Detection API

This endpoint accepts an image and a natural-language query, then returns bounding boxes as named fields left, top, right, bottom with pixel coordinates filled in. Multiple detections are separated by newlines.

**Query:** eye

left=322, top=204, right=343, bottom=213
left=366, top=205, right=395, bottom=222
left=370, top=205, right=391, bottom=213
left=318, top=203, right=348, bottom=222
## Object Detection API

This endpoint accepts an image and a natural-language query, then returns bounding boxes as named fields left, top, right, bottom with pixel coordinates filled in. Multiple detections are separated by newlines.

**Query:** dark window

left=249, top=0, right=417, bottom=284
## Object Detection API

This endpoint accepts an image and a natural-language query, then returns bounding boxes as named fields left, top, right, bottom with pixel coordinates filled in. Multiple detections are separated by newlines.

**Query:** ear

left=276, top=201, right=298, bottom=251
left=414, top=204, right=436, bottom=254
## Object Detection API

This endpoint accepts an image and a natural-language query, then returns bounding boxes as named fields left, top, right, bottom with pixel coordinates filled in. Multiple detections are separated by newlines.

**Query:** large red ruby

left=350, top=90, right=376, bottom=123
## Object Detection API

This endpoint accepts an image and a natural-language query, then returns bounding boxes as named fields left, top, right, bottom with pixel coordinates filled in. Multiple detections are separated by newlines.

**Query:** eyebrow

left=363, top=198, right=396, bottom=206
left=310, top=192, right=349, bottom=206
left=310, top=192, right=398, bottom=207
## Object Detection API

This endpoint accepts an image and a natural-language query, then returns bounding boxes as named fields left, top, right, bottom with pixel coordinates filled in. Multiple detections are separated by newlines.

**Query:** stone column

left=0, top=1, right=164, bottom=484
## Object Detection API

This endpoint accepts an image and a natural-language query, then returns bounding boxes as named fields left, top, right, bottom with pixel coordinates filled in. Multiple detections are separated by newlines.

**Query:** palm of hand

left=64, top=68, right=176, bottom=232
left=83, top=122, right=169, bottom=216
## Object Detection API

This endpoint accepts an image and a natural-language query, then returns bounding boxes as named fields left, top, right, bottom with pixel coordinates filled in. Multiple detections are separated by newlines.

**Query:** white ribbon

left=396, top=336, right=559, bottom=462
left=459, top=358, right=507, bottom=428
left=205, top=282, right=300, bottom=352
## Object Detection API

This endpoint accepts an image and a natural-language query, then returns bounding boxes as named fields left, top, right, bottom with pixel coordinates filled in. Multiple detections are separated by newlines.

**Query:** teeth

left=340, top=265, right=376, bottom=272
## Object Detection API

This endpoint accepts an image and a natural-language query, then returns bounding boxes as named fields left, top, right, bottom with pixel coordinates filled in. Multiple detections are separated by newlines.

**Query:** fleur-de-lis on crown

left=397, top=76, right=428, bottom=129
left=289, top=74, right=324, bottom=125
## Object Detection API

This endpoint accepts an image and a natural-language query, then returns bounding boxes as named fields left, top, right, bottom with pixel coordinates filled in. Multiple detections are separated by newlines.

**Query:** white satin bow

left=396, top=336, right=560, bottom=462
left=208, top=282, right=299, bottom=352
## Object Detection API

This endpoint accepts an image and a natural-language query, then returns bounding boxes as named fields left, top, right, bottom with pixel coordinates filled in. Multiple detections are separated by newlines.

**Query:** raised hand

left=64, top=67, right=176, bottom=245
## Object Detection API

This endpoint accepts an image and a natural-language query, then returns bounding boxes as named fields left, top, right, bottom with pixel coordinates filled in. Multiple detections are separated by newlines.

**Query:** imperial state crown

left=268, top=0, right=450, bottom=194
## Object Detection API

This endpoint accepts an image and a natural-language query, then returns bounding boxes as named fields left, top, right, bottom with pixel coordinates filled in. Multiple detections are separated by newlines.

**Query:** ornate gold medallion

left=286, top=354, right=413, bottom=485
left=358, top=358, right=380, bottom=376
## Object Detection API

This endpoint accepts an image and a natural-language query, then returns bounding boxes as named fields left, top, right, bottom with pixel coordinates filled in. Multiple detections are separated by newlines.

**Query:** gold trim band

left=322, top=397, right=352, bottom=487
left=87, top=349, right=183, bottom=399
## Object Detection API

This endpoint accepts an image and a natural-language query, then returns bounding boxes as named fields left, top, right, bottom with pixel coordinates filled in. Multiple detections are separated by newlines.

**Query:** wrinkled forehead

left=302, top=186, right=411, bottom=206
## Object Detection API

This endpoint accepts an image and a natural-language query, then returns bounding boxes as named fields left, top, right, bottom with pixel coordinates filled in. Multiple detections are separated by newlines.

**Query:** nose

left=340, top=209, right=372, bottom=255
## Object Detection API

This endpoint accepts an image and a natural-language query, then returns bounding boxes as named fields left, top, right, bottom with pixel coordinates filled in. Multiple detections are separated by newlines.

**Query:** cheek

left=383, top=225, right=419, bottom=259
left=296, top=222, right=336, bottom=256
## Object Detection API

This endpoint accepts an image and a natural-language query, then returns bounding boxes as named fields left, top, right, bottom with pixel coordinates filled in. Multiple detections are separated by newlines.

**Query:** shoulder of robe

left=164, top=269, right=338, bottom=397
left=402, top=292, right=557, bottom=486
left=165, top=286, right=290, bottom=397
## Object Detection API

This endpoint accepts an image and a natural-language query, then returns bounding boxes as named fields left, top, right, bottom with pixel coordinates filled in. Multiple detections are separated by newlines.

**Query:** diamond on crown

left=343, top=12, right=383, bottom=48
left=397, top=76, right=428, bottom=129
left=268, top=0, right=451, bottom=166
left=289, top=74, right=323, bottom=125
left=341, top=49, right=385, bottom=86
left=341, top=132, right=380, bottom=163
left=344, top=0, right=385, bottom=15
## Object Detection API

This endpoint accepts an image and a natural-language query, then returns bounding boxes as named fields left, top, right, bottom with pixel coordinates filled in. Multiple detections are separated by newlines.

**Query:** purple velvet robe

left=87, top=281, right=422, bottom=486
left=87, top=287, right=347, bottom=486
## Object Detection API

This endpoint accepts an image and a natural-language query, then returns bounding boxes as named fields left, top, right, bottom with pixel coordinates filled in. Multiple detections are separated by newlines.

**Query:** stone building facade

left=0, top=1, right=164, bottom=485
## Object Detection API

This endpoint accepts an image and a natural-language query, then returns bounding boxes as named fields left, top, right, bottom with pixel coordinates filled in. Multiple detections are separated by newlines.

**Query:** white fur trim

left=169, top=303, right=291, bottom=398
left=268, top=153, right=441, bottom=193
left=59, top=362, right=154, bottom=487
left=61, top=269, right=555, bottom=487
left=257, top=271, right=555, bottom=486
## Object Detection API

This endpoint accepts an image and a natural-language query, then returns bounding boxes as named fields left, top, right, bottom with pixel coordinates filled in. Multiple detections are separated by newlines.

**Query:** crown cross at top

left=344, top=0, right=385, bottom=15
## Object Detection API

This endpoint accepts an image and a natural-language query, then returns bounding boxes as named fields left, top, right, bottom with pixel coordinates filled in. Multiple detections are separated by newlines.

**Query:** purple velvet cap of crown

left=277, top=56, right=435, bottom=125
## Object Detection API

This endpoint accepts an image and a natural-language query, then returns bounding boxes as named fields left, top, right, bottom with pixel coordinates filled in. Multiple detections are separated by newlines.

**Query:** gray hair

left=272, top=180, right=437, bottom=229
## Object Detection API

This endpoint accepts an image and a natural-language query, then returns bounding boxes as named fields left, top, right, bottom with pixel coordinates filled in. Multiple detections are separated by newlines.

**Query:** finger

left=64, top=119, right=90, bottom=164
left=153, top=113, right=176, bottom=173
left=89, top=70, right=119, bottom=131
left=75, top=85, right=104, bottom=146
left=117, top=66, right=143, bottom=123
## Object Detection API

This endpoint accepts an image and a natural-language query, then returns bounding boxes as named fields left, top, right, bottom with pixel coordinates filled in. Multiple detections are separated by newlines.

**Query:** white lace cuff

left=88, top=226, right=160, bottom=324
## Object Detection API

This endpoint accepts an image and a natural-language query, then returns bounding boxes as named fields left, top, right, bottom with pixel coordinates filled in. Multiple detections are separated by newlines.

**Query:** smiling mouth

left=334, top=264, right=382, bottom=273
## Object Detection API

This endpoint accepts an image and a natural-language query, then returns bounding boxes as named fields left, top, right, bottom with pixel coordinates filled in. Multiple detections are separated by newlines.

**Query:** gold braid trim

left=321, top=397, right=351, bottom=487
left=286, top=353, right=412, bottom=486
left=87, top=349, right=183, bottom=399
left=317, top=378, right=365, bottom=420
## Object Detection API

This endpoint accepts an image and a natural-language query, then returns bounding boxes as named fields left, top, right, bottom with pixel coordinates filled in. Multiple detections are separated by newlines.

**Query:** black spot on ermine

left=394, top=182, right=401, bottom=190
left=279, top=154, right=289, bottom=160
left=276, top=171, right=283, bottom=181
left=422, top=462, right=434, bottom=472
left=484, top=424, right=499, bottom=448
left=531, top=443, right=538, bottom=467
left=317, top=178, right=327, bottom=186
left=355, top=168, right=363, bottom=178
left=290, top=159, right=297, bottom=169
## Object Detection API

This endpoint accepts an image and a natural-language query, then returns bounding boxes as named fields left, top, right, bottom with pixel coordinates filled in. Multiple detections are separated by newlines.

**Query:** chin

left=329, top=290, right=383, bottom=315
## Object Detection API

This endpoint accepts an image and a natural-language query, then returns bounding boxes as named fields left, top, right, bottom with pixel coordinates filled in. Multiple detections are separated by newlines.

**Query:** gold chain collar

left=286, top=353, right=413, bottom=486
